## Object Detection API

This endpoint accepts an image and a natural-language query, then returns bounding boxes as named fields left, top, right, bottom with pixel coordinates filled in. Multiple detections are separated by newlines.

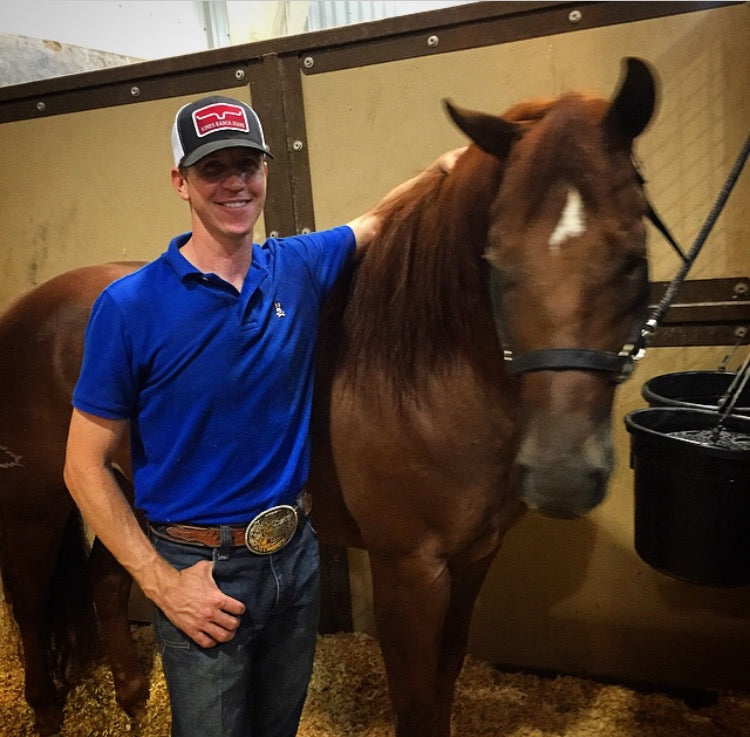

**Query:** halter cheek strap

left=633, top=162, right=687, bottom=265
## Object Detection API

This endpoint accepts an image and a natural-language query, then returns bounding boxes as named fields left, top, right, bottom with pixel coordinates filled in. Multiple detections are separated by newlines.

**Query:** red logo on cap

left=192, top=103, right=249, bottom=138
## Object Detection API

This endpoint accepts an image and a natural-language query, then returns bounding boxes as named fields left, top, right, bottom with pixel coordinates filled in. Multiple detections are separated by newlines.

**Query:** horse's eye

left=619, top=255, right=650, bottom=311
left=622, top=254, right=648, bottom=278
left=489, top=265, right=520, bottom=291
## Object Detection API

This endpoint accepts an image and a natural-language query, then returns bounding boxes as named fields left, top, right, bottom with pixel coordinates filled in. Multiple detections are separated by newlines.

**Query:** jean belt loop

left=218, top=524, right=233, bottom=559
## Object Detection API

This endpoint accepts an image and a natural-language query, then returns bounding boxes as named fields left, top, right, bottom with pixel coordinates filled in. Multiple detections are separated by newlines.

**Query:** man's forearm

left=64, top=460, right=176, bottom=604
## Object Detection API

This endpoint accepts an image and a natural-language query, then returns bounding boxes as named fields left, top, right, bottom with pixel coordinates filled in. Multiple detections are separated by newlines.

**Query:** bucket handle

left=717, top=326, right=748, bottom=372
left=714, top=350, right=750, bottom=436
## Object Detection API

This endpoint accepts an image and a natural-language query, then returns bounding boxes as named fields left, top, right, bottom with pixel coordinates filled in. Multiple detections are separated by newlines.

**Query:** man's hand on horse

left=432, top=145, right=469, bottom=174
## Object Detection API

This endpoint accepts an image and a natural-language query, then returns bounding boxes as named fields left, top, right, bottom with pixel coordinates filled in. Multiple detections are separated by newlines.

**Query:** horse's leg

left=12, top=595, right=62, bottom=736
left=87, top=469, right=149, bottom=723
left=13, top=606, right=63, bottom=737
left=434, top=553, right=498, bottom=736
left=87, top=538, right=150, bottom=722
left=369, top=551, right=452, bottom=737
left=3, top=506, right=72, bottom=736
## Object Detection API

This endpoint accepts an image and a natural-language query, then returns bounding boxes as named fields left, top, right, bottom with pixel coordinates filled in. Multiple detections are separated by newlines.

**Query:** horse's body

left=0, top=263, right=147, bottom=735
left=0, top=58, right=655, bottom=736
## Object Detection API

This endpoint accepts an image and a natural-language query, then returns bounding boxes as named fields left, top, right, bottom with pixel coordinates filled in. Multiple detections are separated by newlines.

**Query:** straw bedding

left=1, top=605, right=748, bottom=736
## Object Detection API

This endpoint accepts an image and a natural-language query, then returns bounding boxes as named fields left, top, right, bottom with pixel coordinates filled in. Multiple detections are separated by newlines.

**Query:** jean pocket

left=154, top=607, right=192, bottom=651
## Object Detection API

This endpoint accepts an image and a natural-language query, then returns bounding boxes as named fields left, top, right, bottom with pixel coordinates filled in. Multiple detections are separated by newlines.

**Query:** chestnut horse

left=0, top=58, right=655, bottom=736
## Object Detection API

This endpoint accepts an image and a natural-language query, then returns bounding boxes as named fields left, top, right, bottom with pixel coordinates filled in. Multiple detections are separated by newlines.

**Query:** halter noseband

left=488, top=267, right=642, bottom=384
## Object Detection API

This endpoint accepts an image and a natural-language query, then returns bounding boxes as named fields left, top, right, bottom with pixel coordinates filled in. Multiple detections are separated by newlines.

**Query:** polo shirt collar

left=165, top=232, right=201, bottom=280
left=164, top=232, right=268, bottom=293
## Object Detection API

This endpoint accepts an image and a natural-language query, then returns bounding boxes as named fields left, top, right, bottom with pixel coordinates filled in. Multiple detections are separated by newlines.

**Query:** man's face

left=174, top=147, right=268, bottom=243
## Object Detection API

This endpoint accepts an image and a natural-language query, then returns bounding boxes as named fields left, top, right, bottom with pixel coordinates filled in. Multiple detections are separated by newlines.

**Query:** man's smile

left=220, top=200, right=251, bottom=208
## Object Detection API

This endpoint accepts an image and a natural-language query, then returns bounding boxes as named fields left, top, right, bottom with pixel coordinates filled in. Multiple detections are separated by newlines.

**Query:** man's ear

left=171, top=166, right=190, bottom=201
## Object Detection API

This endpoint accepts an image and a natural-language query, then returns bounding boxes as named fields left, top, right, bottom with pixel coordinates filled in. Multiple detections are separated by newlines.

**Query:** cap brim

left=180, top=138, right=273, bottom=167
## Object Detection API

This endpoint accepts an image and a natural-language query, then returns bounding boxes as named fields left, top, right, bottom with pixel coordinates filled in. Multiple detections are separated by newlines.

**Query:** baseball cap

left=171, top=95, right=273, bottom=168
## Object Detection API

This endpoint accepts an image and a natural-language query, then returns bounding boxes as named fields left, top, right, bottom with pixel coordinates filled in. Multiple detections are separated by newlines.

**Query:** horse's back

left=1, top=262, right=142, bottom=340
left=1, top=262, right=142, bottom=381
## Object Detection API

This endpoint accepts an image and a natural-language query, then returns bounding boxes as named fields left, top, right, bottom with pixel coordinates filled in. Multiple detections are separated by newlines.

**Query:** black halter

left=489, top=134, right=749, bottom=383
left=488, top=266, right=643, bottom=384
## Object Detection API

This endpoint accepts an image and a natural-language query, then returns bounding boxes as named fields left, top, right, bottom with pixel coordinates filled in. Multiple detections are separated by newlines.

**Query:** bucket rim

left=641, top=370, right=750, bottom=413
left=643, top=369, right=741, bottom=378
left=624, top=407, right=750, bottom=459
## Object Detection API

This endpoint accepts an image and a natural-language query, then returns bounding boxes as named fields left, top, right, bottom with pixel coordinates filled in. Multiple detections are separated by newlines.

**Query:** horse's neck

left=341, top=153, right=505, bottom=389
left=432, top=153, right=504, bottom=280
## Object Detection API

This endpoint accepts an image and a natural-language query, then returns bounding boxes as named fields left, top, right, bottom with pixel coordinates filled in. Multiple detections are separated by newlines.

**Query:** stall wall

left=0, top=2, right=747, bottom=691
left=301, top=4, right=750, bottom=690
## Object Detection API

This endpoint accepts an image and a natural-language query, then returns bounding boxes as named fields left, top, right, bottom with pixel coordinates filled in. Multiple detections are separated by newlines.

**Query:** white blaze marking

left=549, top=187, right=586, bottom=249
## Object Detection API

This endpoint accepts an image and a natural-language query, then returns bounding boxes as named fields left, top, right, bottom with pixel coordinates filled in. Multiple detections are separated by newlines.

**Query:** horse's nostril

left=537, top=503, right=584, bottom=520
left=588, top=471, right=608, bottom=506
left=518, top=463, right=608, bottom=518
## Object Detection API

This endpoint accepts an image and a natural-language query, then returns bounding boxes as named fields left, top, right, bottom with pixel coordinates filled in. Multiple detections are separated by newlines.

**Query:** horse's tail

left=47, top=508, right=101, bottom=686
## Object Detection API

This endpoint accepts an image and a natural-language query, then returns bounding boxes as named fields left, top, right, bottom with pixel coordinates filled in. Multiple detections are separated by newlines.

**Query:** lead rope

left=630, top=133, right=750, bottom=363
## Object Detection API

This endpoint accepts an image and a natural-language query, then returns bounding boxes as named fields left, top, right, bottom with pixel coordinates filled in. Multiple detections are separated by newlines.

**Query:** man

left=64, top=94, right=460, bottom=737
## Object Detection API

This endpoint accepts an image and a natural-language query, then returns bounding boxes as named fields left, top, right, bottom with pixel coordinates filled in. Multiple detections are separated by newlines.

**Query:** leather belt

left=151, top=491, right=312, bottom=555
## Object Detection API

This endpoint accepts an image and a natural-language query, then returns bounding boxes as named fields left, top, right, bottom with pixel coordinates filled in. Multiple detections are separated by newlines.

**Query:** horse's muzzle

left=513, top=413, right=614, bottom=518
left=514, top=453, right=611, bottom=519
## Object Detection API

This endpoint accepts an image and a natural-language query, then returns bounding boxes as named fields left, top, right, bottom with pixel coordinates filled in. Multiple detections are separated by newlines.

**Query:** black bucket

left=624, top=407, right=750, bottom=587
left=642, top=370, right=750, bottom=415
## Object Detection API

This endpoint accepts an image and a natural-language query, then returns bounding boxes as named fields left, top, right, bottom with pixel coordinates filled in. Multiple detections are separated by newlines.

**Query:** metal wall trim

left=250, top=55, right=316, bottom=237
left=0, top=58, right=266, bottom=124
left=0, top=2, right=734, bottom=124
left=649, top=278, right=749, bottom=347
left=297, top=1, right=725, bottom=76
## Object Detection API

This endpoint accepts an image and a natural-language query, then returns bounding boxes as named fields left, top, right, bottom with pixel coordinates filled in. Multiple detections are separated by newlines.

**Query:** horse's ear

left=443, top=99, right=520, bottom=159
left=604, top=57, right=657, bottom=146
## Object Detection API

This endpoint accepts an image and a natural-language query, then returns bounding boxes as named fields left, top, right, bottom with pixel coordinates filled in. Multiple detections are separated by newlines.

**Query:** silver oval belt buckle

left=244, top=505, right=298, bottom=554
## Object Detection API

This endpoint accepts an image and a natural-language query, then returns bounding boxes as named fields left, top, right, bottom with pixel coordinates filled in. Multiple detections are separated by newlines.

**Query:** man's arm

left=64, top=408, right=245, bottom=647
left=347, top=147, right=467, bottom=251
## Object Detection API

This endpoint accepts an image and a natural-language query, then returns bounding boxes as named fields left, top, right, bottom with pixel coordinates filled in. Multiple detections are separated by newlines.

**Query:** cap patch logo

left=192, top=102, right=249, bottom=138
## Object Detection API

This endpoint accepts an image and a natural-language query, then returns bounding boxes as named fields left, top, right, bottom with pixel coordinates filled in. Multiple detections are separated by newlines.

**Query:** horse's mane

left=329, top=94, right=605, bottom=392
left=333, top=153, right=499, bottom=391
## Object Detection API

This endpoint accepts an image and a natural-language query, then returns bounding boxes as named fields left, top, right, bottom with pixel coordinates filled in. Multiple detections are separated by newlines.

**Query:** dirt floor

left=1, top=604, right=748, bottom=736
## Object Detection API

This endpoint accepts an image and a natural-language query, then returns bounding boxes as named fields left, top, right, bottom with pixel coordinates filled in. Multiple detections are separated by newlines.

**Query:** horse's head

left=445, top=58, right=656, bottom=518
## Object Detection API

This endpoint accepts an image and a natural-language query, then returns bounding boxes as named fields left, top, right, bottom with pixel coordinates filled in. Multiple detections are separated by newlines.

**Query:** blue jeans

left=150, top=520, right=321, bottom=737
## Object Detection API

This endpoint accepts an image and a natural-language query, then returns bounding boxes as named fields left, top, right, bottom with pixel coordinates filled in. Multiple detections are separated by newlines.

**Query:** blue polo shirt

left=72, top=226, right=355, bottom=524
